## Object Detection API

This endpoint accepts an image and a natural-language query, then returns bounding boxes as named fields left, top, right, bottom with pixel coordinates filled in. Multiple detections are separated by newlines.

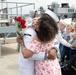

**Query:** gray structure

left=48, top=3, right=76, bottom=19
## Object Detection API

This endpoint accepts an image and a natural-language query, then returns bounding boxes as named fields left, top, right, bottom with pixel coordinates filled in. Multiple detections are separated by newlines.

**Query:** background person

left=61, top=24, right=74, bottom=61
left=62, top=15, right=68, bottom=20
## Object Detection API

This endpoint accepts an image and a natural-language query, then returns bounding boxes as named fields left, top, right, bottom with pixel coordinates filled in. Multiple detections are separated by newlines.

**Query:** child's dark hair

left=37, top=13, right=58, bottom=42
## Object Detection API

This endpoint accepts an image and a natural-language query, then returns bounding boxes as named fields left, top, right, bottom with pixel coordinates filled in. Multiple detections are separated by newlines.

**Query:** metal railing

left=0, top=1, right=35, bottom=38
left=0, top=1, right=35, bottom=19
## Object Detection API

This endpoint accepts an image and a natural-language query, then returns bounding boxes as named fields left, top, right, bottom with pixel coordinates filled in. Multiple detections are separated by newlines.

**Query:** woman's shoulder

left=33, top=36, right=54, bottom=45
left=33, top=36, right=40, bottom=43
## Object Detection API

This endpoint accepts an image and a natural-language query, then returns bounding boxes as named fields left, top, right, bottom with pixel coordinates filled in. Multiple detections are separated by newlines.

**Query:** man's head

left=32, top=17, right=40, bottom=30
left=58, top=19, right=67, bottom=30
left=45, top=9, right=59, bottom=23
left=31, top=9, right=59, bottom=34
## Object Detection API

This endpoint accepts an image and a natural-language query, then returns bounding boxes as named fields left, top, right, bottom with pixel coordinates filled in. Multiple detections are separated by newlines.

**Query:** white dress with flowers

left=27, top=40, right=62, bottom=75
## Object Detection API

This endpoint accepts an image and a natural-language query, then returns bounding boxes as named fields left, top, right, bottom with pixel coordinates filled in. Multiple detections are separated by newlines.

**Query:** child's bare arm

left=68, top=38, right=74, bottom=44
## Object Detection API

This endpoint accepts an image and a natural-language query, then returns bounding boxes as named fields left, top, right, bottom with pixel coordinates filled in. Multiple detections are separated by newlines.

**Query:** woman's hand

left=47, top=48, right=56, bottom=60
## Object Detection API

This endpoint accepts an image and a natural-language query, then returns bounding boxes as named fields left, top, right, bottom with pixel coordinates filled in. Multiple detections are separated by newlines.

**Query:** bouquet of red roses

left=14, top=16, right=26, bottom=39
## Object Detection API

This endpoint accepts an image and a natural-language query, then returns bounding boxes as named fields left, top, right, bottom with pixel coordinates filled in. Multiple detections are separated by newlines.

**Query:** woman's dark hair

left=37, top=13, right=58, bottom=42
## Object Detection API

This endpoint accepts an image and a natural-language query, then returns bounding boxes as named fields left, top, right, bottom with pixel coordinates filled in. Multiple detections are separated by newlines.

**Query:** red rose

left=21, top=19, right=26, bottom=25
left=17, top=16, right=22, bottom=21
left=15, top=16, right=26, bottom=29
left=21, top=20, right=26, bottom=28
left=21, top=24, right=26, bottom=28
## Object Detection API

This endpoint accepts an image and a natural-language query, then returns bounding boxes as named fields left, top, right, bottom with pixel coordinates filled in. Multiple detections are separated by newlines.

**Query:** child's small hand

left=73, top=33, right=76, bottom=39
left=73, top=36, right=75, bottom=39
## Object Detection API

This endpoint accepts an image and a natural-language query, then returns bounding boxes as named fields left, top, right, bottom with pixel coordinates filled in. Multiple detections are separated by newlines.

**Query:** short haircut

left=66, top=24, right=73, bottom=30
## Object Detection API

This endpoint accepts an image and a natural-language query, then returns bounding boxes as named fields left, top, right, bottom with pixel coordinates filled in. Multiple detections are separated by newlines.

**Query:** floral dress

left=27, top=40, right=62, bottom=75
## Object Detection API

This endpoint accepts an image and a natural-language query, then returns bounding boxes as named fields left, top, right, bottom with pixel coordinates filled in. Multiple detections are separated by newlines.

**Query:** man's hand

left=71, top=44, right=76, bottom=48
left=47, top=48, right=56, bottom=60
left=16, top=37, right=23, bottom=45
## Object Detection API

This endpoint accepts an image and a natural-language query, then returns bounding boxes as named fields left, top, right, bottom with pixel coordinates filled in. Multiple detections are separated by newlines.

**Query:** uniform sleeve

left=56, top=31, right=72, bottom=47
left=23, top=27, right=36, bottom=47
left=23, top=28, right=45, bottom=60
left=28, top=52, right=45, bottom=60
left=52, top=39, right=60, bottom=51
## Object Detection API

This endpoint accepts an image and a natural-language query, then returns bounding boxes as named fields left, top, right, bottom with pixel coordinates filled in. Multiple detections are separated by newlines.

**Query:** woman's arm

left=21, top=42, right=57, bottom=59
left=16, top=37, right=34, bottom=58
left=16, top=37, right=57, bottom=59
left=21, top=42, right=34, bottom=58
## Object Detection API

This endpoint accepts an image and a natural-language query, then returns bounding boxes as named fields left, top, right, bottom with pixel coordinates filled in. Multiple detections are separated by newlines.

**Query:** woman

left=17, top=17, right=57, bottom=75
left=20, top=13, right=61, bottom=75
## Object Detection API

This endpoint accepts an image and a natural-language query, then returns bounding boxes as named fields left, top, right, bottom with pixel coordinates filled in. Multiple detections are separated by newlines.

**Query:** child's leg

left=61, top=46, right=70, bottom=62
left=60, top=45, right=65, bottom=62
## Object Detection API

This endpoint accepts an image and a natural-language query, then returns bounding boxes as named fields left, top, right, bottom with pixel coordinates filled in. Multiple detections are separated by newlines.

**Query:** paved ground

left=0, top=42, right=61, bottom=75
left=0, top=43, right=20, bottom=75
